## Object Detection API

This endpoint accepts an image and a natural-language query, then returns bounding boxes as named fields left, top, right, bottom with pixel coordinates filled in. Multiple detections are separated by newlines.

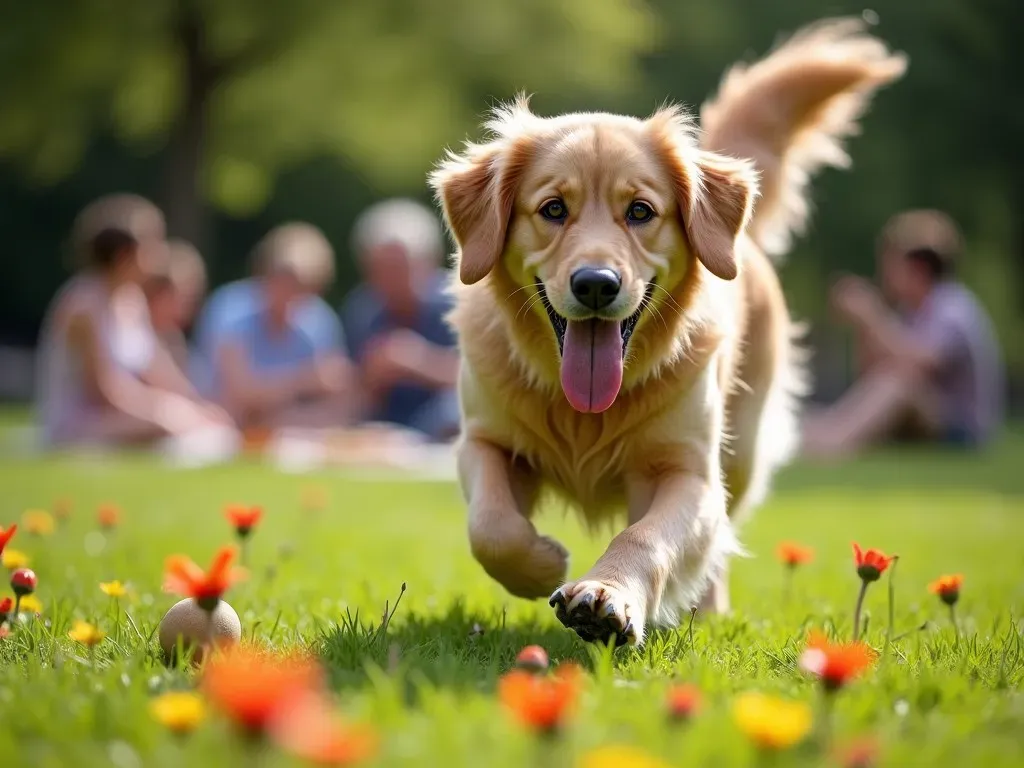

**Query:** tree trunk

left=163, top=4, right=214, bottom=249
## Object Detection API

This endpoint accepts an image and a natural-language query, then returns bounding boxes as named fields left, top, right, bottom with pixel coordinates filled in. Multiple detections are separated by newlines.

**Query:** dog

left=429, top=18, right=906, bottom=647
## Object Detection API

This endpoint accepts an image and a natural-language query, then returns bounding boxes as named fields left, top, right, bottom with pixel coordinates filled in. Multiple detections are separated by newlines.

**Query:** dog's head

left=430, top=98, right=758, bottom=414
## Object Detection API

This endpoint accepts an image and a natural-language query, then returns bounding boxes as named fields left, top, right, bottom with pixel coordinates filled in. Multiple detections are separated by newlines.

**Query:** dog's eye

left=539, top=199, right=568, bottom=222
left=626, top=201, right=656, bottom=224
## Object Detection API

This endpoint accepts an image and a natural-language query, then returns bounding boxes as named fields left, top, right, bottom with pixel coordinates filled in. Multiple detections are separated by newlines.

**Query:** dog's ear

left=429, top=138, right=532, bottom=285
left=652, top=109, right=758, bottom=281
left=683, top=151, right=758, bottom=281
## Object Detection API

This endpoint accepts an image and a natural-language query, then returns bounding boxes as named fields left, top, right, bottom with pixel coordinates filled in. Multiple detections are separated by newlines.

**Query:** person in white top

left=36, top=194, right=234, bottom=448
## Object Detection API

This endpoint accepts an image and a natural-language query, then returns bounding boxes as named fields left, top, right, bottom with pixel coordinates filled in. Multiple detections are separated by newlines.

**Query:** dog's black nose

left=570, top=268, right=621, bottom=311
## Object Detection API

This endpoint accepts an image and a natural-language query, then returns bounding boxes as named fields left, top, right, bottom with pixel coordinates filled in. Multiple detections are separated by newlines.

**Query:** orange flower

left=666, top=683, right=701, bottom=720
left=799, top=631, right=876, bottom=691
left=0, top=524, right=16, bottom=555
left=202, top=647, right=324, bottom=735
left=852, top=543, right=894, bottom=583
left=164, top=546, right=246, bottom=610
left=53, top=498, right=73, bottom=521
left=498, top=663, right=582, bottom=733
left=270, top=692, right=377, bottom=765
left=776, top=541, right=814, bottom=567
left=97, top=504, right=120, bottom=529
left=928, top=574, right=963, bottom=607
left=0, top=596, right=12, bottom=620
left=225, top=505, right=263, bottom=538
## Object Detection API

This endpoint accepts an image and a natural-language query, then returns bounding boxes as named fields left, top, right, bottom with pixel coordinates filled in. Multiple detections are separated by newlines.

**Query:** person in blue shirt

left=201, top=223, right=356, bottom=430
left=340, top=199, right=460, bottom=442
left=191, top=224, right=343, bottom=394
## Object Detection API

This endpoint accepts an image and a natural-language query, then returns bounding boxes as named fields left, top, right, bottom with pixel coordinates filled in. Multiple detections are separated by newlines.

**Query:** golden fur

left=429, top=18, right=906, bottom=646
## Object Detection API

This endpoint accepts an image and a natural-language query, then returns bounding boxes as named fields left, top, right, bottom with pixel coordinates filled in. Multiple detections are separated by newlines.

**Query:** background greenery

left=1, top=0, right=1021, bottom=401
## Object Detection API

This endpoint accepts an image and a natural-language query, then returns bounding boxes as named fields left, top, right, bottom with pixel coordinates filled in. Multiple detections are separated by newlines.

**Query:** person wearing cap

left=340, top=198, right=460, bottom=443
left=207, top=223, right=355, bottom=429
left=35, top=194, right=233, bottom=447
left=803, top=209, right=1004, bottom=457
left=144, top=238, right=208, bottom=374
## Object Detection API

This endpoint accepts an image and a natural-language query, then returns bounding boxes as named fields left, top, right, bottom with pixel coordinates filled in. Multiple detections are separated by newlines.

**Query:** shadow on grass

left=316, top=599, right=598, bottom=694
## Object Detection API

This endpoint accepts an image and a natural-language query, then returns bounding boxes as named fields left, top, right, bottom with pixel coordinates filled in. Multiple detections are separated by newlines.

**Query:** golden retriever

left=429, top=19, right=906, bottom=646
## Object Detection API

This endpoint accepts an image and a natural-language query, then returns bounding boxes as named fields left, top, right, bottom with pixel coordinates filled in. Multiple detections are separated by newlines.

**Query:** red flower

left=0, top=596, right=12, bottom=621
left=515, top=645, right=550, bottom=672
left=10, top=568, right=37, bottom=596
left=164, top=546, right=246, bottom=610
left=202, top=647, right=324, bottom=735
left=498, top=663, right=582, bottom=733
left=666, top=683, right=702, bottom=720
left=225, top=505, right=263, bottom=538
left=928, top=574, right=963, bottom=607
left=0, top=524, right=16, bottom=555
left=97, top=504, right=120, bottom=529
left=852, top=543, right=894, bottom=583
left=799, top=631, right=876, bottom=691
left=776, top=541, right=814, bottom=568
left=839, top=738, right=880, bottom=768
left=270, top=692, right=377, bottom=765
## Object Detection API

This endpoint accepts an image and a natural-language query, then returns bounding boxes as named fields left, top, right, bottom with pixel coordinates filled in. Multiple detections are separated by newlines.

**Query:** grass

left=0, top=432, right=1022, bottom=767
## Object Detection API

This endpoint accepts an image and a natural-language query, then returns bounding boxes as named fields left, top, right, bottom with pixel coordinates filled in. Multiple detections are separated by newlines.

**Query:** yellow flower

left=99, top=580, right=127, bottom=598
left=2, top=549, right=29, bottom=570
left=578, top=746, right=673, bottom=768
left=68, top=620, right=106, bottom=647
left=22, top=510, right=55, bottom=536
left=733, top=692, right=812, bottom=750
left=18, top=594, right=43, bottom=614
left=301, top=484, right=329, bottom=512
left=150, top=692, right=206, bottom=735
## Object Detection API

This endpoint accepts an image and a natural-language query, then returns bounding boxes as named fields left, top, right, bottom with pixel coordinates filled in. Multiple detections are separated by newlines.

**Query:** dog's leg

left=550, top=467, right=733, bottom=647
left=459, top=437, right=569, bottom=599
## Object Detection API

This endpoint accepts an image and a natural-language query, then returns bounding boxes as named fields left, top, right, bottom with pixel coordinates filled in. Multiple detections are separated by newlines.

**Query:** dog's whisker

left=516, top=293, right=546, bottom=323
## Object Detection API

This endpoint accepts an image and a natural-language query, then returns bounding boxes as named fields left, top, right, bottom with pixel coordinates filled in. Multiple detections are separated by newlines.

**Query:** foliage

left=0, top=0, right=1021, bottom=387
left=0, top=0, right=656, bottom=213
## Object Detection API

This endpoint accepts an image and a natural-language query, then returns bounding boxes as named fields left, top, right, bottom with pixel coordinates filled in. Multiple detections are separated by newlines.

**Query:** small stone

left=158, top=598, right=241, bottom=665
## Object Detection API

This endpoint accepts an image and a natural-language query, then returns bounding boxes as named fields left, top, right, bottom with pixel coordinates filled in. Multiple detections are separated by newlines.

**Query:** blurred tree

left=0, top=0, right=656, bottom=245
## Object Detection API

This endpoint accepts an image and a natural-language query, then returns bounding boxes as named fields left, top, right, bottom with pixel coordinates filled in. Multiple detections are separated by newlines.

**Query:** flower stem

left=12, top=595, right=21, bottom=621
left=852, top=580, right=869, bottom=641
left=950, top=604, right=959, bottom=642
left=816, top=687, right=835, bottom=750
left=783, top=567, right=793, bottom=606
left=884, top=555, right=900, bottom=658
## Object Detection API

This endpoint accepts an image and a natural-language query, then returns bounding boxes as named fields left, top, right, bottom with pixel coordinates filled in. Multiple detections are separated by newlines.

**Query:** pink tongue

left=560, top=320, right=623, bottom=413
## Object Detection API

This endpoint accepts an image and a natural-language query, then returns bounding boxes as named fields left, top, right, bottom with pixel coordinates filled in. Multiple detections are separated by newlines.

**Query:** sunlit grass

left=0, top=434, right=1021, bottom=766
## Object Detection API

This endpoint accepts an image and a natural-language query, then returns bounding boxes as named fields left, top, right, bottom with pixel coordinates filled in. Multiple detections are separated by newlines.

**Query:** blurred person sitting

left=803, top=210, right=1004, bottom=458
left=144, top=238, right=207, bottom=374
left=340, top=199, right=459, bottom=443
left=192, top=222, right=344, bottom=393
left=208, top=224, right=355, bottom=431
left=35, top=194, right=233, bottom=448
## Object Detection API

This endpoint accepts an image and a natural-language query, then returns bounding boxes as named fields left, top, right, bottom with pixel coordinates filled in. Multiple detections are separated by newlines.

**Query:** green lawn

left=0, top=432, right=1021, bottom=767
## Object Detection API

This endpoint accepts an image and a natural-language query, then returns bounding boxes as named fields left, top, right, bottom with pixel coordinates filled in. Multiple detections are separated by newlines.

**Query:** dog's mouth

left=535, top=278, right=654, bottom=358
left=535, top=279, right=655, bottom=414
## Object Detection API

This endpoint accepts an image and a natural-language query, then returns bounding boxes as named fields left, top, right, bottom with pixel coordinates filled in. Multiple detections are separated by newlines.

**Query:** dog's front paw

left=549, top=580, right=642, bottom=647
left=472, top=519, right=570, bottom=600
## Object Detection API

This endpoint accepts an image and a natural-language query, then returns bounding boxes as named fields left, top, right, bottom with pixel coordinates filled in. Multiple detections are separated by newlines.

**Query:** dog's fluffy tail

left=700, top=18, right=907, bottom=259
